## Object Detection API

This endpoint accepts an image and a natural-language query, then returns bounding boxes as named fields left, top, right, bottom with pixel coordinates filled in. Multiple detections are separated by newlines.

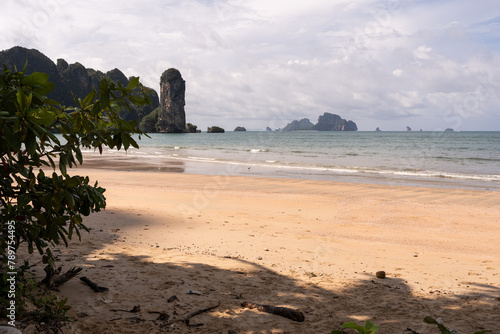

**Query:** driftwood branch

left=41, top=266, right=82, bottom=288
left=184, top=303, right=220, bottom=327
left=80, top=276, right=109, bottom=293
left=241, top=301, right=305, bottom=322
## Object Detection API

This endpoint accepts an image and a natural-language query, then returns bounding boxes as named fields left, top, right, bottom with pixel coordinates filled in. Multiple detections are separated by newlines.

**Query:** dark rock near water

left=207, top=126, right=225, bottom=133
left=266, top=127, right=273, bottom=132
left=406, top=126, right=412, bottom=132
left=157, top=68, right=186, bottom=133
left=282, top=118, right=314, bottom=131
left=282, top=112, right=357, bottom=131
left=312, top=113, right=357, bottom=131
left=185, top=123, right=200, bottom=133
left=444, top=128, right=454, bottom=132
left=234, top=126, right=246, bottom=131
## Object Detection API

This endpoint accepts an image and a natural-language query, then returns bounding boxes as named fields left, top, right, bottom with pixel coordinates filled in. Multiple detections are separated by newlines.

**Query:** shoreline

left=80, top=154, right=500, bottom=191
left=20, top=166, right=500, bottom=333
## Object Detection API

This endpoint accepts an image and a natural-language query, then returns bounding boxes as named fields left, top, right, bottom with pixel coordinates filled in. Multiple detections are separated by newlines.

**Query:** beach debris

left=184, top=303, right=220, bottom=327
left=241, top=301, right=305, bottom=322
left=110, top=305, right=141, bottom=313
left=376, top=271, right=386, bottom=279
left=187, top=290, right=203, bottom=295
left=148, top=311, right=170, bottom=320
left=168, top=295, right=179, bottom=302
left=42, top=266, right=82, bottom=288
left=80, top=276, right=109, bottom=293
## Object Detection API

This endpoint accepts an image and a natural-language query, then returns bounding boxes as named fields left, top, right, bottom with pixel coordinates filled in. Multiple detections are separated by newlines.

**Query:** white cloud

left=392, top=69, right=403, bottom=77
left=0, top=0, right=499, bottom=130
left=413, top=45, right=432, bottom=59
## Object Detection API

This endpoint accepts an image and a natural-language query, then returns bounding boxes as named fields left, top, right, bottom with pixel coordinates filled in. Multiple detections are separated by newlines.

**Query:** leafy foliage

left=424, top=316, right=490, bottom=334
left=0, top=64, right=150, bottom=290
left=332, top=320, right=380, bottom=334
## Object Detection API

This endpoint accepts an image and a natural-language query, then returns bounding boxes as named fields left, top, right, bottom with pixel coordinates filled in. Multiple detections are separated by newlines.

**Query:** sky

left=1, top=0, right=499, bottom=131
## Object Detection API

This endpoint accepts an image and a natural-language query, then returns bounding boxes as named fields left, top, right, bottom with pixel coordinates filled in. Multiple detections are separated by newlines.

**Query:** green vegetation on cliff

left=161, top=68, right=182, bottom=82
left=0, top=46, right=159, bottom=124
left=139, top=107, right=160, bottom=132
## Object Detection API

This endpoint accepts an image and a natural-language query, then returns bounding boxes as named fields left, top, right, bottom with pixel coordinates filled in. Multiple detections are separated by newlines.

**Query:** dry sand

left=19, top=168, right=500, bottom=333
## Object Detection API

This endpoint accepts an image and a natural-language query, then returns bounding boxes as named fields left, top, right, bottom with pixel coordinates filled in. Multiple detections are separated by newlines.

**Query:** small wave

left=250, top=149, right=268, bottom=153
left=187, top=156, right=216, bottom=161
left=466, top=157, right=500, bottom=162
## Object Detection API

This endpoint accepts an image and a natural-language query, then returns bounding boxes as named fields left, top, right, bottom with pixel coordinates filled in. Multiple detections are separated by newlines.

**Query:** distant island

left=282, top=113, right=357, bottom=131
left=207, top=126, right=225, bottom=133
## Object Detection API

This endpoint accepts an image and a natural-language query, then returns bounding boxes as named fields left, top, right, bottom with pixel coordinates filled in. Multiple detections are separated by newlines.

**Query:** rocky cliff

left=312, top=113, right=357, bottom=131
left=156, top=68, right=186, bottom=133
left=207, top=126, right=225, bottom=133
left=0, top=46, right=159, bottom=123
left=282, top=113, right=357, bottom=131
left=282, top=118, right=314, bottom=131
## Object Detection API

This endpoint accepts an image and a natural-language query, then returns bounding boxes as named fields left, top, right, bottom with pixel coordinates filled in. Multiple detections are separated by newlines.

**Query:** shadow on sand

left=17, top=210, right=500, bottom=334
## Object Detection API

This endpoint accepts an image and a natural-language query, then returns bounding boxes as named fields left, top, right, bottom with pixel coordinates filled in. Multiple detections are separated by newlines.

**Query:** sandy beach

left=20, top=167, right=500, bottom=333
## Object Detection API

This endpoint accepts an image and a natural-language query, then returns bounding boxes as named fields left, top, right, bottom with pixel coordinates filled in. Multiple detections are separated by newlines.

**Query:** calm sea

left=82, top=131, right=500, bottom=190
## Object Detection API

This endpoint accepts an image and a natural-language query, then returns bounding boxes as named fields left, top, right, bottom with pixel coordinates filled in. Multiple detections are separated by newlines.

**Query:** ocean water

left=82, top=131, right=500, bottom=190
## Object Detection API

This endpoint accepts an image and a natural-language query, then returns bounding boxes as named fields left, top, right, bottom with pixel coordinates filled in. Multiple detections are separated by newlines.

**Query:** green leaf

left=121, top=132, right=130, bottom=150
left=22, top=71, right=49, bottom=86
left=99, top=80, right=110, bottom=108
left=82, top=90, right=96, bottom=106
left=74, top=146, right=83, bottom=164
left=128, top=135, right=139, bottom=149
left=25, top=129, right=37, bottom=154
left=64, top=176, right=81, bottom=188
left=35, top=81, right=55, bottom=96
left=341, top=322, right=365, bottom=332
left=59, top=154, right=67, bottom=176
left=17, top=89, right=27, bottom=111
left=29, top=108, right=56, bottom=126
left=365, top=321, right=379, bottom=333
left=3, top=126, right=22, bottom=151
left=18, top=193, right=31, bottom=207
left=126, top=76, right=140, bottom=91
left=423, top=316, right=439, bottom=325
